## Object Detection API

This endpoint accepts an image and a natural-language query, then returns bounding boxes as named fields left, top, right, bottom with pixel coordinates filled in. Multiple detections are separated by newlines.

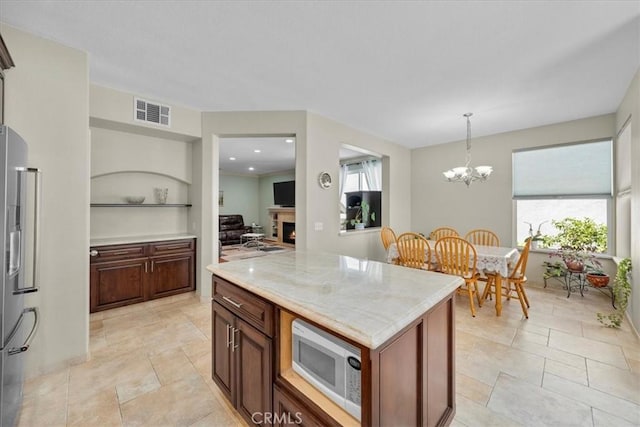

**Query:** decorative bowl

left=124, top=196, right=145, bottom=204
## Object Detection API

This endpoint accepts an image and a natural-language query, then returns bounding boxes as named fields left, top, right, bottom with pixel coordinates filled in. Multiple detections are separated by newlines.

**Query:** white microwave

left=292, top=319, right=361, bottom=420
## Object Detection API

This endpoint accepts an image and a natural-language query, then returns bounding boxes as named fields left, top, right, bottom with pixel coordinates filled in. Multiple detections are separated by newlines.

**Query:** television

left=273, top=180, right=295, bottom=207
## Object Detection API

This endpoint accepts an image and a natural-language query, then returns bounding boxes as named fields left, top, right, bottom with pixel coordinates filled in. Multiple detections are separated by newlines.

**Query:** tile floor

left=17, top=278, right=640, bottom=426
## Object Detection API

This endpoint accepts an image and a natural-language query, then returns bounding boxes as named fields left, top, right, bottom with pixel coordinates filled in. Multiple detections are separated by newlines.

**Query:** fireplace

left=283, top=222, right=296, bottom=245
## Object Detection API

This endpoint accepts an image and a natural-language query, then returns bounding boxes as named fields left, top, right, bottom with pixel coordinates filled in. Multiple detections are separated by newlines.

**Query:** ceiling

left=1, top=1, right=638, bottom=148
left=219, top=137, right=295, bottom=175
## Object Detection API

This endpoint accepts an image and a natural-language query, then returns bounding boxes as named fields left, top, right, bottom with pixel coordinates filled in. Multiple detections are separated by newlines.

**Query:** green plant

left=350, top=200, right=376, bottom=227
left=597, top=258, right=632, bottom=328
left=542, top=217, right=607, bottom=253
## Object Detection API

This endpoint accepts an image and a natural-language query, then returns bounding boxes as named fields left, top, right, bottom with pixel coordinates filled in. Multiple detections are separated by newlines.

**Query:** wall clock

left=318, top=172, right=332, bottom=189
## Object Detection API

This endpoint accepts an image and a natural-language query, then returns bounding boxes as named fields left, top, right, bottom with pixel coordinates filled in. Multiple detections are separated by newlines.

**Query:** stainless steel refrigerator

left=0, top=125, right=39, bottom=427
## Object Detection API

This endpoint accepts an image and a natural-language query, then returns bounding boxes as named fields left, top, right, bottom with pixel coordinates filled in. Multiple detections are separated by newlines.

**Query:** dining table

left=387, top=240, right=520, bottom=316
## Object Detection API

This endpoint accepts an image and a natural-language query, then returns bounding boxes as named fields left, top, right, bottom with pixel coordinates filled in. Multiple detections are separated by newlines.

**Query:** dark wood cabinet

left=90, top=258, right=147, bottom=311
left=89, top=238, right=195, bottom=312
left=211, top=273, right=455, bottom=427
left=345, top=191, right=382, bottom=230
left=212, top=277, right=274, bottom=426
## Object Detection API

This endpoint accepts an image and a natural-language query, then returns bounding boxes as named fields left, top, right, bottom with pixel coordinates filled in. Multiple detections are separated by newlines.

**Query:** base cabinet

left=211, top=274, right=455, bottom=427
left=90, top=238, right=195, bottom=312
left=212, top=277, right=274, bottom=426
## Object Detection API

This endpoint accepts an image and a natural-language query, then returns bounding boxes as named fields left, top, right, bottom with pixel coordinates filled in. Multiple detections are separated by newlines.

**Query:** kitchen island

left=208, top=251, right=462, bottom=426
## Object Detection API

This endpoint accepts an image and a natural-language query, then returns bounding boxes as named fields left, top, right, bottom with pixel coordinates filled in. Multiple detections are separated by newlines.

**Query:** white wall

left=90, top=126, right=192, bottom=239
left=197, top=111, right=308, bottom=298
left=411, top=114, right=616, bottom=282
left=615, top=68, right=639, bottom=333
left=2, top=24, right=90, bottom=376
left=305, top=112, right=411, bottom=262
left=219, top=173, right=260, bottom=224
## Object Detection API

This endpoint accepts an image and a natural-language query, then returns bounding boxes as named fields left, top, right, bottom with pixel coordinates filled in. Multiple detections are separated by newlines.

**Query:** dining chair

left=380, top=227, right=399, bottom=264
left=429, top=227, right=459, bottom=241
left=396, top=232, right=431, bottom=271
left=464, top=229, right=500, bottom=297
left=464, top=229, right=500, bottom=247
left=435, top=236, right=482, bottom=316
left=481, top=238, right=532, bottom=318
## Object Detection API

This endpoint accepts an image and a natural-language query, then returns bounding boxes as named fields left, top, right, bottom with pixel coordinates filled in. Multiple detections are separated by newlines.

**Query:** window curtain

left=338, top=163, right=349, bottom=212
left=362, top=160, right=381, bottom=191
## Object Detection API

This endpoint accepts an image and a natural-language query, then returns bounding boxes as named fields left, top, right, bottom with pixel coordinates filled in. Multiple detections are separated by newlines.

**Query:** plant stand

left=564, top=270, right=586, bottom=298
left=585, top=281, right=616, bottom=308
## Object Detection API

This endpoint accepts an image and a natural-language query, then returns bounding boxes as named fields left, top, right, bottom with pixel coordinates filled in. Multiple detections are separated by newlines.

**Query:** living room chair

left=429, top=226, right=459, bottom=241
left=482, top=238, right=532, bottom=318
left=435, top=236, right=482, bottom=316
left=396, top=232, right=431, bottom=271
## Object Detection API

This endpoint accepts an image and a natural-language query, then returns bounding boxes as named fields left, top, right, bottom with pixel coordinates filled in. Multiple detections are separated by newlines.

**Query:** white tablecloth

left=387, top=241, right=519, bottom=277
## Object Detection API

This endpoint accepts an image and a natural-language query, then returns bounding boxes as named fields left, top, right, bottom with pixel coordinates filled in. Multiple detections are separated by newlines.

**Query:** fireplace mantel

left=268, top=207, right=295, bottom=247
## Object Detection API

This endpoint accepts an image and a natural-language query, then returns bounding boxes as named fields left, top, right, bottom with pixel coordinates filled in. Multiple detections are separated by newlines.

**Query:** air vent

left=134, top=97, right=171, bottom=127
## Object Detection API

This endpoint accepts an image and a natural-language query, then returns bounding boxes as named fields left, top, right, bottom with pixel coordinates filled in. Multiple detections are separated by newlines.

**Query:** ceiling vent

left=134, top=97, right=171, bottom=127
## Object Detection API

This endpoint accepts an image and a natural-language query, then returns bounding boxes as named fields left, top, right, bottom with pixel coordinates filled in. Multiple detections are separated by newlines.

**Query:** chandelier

left=442, top=113, right=493, bottom=187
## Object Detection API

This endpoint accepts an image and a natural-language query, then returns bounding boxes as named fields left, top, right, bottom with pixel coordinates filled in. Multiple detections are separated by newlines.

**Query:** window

left=513, top=139, right=613, bottom=252
left=339, top=151, right=382, bottom=231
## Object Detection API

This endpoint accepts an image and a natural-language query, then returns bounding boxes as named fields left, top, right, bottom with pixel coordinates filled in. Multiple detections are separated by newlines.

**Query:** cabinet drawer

left=149, top=239, right=195, bottom=255
left=213, top=276, right=274, bottom=337
left=90, top=244, right=147, bottom=263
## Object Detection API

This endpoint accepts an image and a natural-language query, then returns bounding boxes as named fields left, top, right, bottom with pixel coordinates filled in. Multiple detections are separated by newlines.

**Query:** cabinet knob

left=89, top=249, right=99, bottom=257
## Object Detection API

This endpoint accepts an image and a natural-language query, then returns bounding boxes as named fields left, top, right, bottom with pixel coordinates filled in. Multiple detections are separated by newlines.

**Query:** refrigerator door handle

left=4, top=307, right=39, bottom=355
left=15, top=167, right=41, bottom=294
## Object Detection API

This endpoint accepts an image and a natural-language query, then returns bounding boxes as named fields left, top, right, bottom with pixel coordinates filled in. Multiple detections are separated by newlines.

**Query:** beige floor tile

left=453, top=394, right=522, bottom=426
left=511, top=334, right=587, bottom=369
left=19, top=276, right=640, bottom=427
left=549, top=329, right=629, bottom=369
left=149, top=347, right=201, bottom=385
left=586, top=359, right=640, bottom=405
left=456, top=372, right=493, bottom=405
left=592, top=407, right=639, bottom=427
left=120, top=376, right=217, bottom=426
left=544, top=359, right=588, bottom=386
left=488, top=373, right=593, bottom=426
left=67, top=388, right=122, bottom=426
left=543, top=372, right=640, bottom=425
left=188, top=410, right=244, bottom=427
left=116, top=371, right=161, bottom=404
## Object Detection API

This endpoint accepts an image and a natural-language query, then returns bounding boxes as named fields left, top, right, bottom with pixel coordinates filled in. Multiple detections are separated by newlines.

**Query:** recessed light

left=229, top=157, right=236, bottom=161
left=254, top=149, right=261, bottom=153
left=285, top=138, right=294, bottom=144
left=248, top=167, right=255, bottom=171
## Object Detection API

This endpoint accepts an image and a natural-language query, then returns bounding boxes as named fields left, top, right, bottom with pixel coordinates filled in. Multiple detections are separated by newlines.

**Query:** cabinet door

left=212, top=302, right=235, bottom=404
left=272, top=385, right=330, bottom=427
left=235, top=318, right=272, bottom=425
left=90, top=258, right=147, bottom=312
left=148, top=252, right=194, bottom=299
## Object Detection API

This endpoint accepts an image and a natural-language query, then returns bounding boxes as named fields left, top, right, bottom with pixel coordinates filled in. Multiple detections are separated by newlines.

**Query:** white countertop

left=90, top=233, right=197, bottom=247
left=208, top=251, right=462, bottom=349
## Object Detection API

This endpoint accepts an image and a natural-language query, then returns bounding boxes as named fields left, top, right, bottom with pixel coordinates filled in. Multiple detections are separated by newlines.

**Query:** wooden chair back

left=435, top=236, right=477, bottom=278
left=380, top=226, right=397, bottom=250
left=510, top=238, right=532, bottom=280
left=464, top=229, right=500, bottom=247
left=429, top=227, right=459, bottom=241
left=396, top=232, right=430, bottom=270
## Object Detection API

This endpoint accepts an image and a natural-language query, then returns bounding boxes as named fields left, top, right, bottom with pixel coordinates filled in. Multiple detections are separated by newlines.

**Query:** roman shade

left=512, top=139, right=613, bottom=198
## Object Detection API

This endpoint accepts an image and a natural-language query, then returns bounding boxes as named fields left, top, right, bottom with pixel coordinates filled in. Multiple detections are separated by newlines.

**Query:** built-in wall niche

left=90, top=172, right=190, bottom=205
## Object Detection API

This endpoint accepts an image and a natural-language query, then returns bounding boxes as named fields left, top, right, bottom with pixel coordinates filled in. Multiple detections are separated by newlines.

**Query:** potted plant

left=584, top=259, right=610, bottom=288
left=543, top=217, right=608, bottom=274
left=597, top=258, right=632, bottom=328
left=350, top=200, right=376, bottom=230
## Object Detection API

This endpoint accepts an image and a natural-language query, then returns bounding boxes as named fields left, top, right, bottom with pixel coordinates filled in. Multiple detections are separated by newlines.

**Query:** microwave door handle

left=14, top=167, right=41, bottom=294
left=8, top=307, right=39, bottom=355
